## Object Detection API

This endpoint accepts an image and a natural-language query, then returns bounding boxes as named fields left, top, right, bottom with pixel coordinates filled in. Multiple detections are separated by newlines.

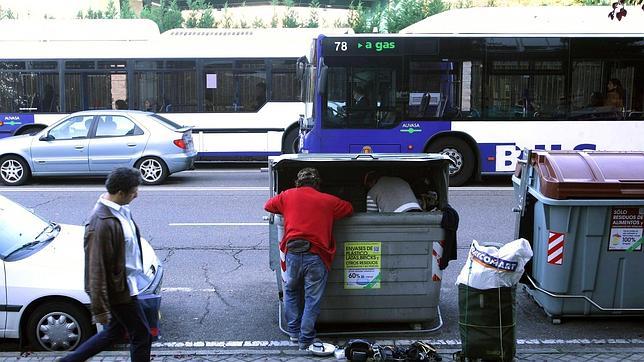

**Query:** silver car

left=0, top=110, right=196, bottom=186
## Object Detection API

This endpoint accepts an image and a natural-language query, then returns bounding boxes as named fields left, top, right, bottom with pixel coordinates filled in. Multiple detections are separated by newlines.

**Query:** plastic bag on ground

left=456, top=238, right=533, bottom=289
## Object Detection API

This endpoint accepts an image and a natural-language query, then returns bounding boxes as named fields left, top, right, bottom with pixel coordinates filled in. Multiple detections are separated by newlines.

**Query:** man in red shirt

left=264, top=167, right=353, bottom=350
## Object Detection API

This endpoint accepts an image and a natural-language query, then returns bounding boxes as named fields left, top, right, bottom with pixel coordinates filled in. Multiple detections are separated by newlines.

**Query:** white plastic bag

left=456, top=238, right=533, bottom=289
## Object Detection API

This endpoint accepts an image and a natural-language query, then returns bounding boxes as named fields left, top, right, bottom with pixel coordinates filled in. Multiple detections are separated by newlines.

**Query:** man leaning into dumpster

left=264, top=167, right=353, bottom=350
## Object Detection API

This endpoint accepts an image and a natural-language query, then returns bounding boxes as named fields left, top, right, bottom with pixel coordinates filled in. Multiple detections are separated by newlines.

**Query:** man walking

left=264, top=168, right=353, bottom=350
left=61, top=167, right=152, bottom=362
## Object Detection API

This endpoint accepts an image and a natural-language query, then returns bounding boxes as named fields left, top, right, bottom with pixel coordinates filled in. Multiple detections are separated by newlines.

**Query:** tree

left=0, top=7, right=15, bottom=19
left=348, top=0, right=369, bottom=33
left=270, top=0, right=279, bottom=28
left=140, top=0, right=183, bottom=32
left=120, top=0, right=137, bottom=18
left=305, top=0, right=320, bottom=28
left=105, top=0, right=119, bottom=19
left=282, top=0, right=300, bottom=28
left=186, top=0, right=215, bottom=28
left=385, top=0, right=448, bottom=33
left=252, top=17, right=266, bottom=28
left=220, top=2, right=234, bottom=28
left=608, top=0, right=644, bottom=20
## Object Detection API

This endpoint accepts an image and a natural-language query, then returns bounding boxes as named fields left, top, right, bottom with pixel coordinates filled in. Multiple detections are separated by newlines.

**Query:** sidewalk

left=4, top=345, right=644, bottom=361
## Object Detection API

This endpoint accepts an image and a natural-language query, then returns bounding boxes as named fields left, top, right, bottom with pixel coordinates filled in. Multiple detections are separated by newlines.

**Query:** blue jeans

left=61, top=297, right=151, bottom=362
left=284, top=252, right=329, bottom=345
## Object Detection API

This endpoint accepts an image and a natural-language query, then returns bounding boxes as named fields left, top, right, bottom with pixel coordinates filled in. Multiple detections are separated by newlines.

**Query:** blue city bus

left=296, top=7, right=644, bottom=186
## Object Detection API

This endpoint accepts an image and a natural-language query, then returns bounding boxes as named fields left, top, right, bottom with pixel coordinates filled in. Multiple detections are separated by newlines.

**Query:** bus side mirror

left=295, top=56, right=308, bottom=80
left=317, top=65, right=328, bottom=96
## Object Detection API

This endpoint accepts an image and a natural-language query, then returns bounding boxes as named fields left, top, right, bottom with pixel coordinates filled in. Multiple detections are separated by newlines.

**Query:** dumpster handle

left=353, top=154, right=378, bottom=160
left=525, top=275, right=644, bottom=312
left=278, top=302, right=443, bottom=335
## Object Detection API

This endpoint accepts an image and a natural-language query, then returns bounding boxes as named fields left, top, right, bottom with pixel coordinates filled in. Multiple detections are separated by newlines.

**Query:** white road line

left=151, top=338, right=644, bottom=349
left=0, top=186, right=268, bottom=192
left=187, top=170, right=264, bottom=173
left=162, top=287, right=218, bottom=293
left=169, top=222, right=267, bottom=226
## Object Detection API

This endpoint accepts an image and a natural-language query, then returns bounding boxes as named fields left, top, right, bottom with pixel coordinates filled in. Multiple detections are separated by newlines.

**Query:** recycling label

left=608, top=207, right=644, bottom=251
left=344, top=242, right=381, bottom=289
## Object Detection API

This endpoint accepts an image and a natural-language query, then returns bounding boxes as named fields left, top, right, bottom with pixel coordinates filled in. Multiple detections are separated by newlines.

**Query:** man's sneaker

left=289, top=335, right=298, bottom=343
left=298, top=342, right=311, bottom=350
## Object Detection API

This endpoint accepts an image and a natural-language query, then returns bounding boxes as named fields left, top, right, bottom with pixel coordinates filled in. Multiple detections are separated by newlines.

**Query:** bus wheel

left=281, top=128, right=299, bottom=154
left=427, top=137, right=474, bottom=187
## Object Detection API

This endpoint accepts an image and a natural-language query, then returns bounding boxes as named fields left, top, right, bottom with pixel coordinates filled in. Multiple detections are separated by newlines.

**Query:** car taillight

left=173, top=139, right=187, bottom=149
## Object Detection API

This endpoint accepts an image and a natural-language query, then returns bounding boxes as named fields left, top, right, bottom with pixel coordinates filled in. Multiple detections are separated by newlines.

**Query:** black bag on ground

left=345, top=339, right=373, bottom=361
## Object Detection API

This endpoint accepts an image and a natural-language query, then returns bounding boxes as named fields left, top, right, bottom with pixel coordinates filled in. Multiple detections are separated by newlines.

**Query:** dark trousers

left=61, top=297, right=151, bottom=362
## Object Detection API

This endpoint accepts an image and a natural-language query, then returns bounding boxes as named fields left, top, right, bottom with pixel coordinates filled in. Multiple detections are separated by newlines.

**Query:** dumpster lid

left=530, top=150, right=644, bottom=199
left=269, top=153, right=452, bottom=168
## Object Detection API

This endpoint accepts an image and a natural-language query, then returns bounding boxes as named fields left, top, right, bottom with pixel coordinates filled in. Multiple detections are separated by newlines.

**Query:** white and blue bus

left=0, top=20, right=348, bottom=161
left=297, top=7, right=644, bottom=185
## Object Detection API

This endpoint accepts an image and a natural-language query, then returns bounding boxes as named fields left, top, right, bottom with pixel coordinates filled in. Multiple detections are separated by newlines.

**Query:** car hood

left=0, top=133, right=34, bottom=148
left=5, top=223, right=161, bottom=302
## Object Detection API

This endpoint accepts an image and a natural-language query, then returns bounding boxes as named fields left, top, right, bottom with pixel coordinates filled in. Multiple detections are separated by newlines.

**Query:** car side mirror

left=39, top=133, right=53, bottom=141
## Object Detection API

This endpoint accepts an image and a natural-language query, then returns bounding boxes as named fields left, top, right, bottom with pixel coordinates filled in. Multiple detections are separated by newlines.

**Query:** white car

left=0, top=194, right=163, bottom=351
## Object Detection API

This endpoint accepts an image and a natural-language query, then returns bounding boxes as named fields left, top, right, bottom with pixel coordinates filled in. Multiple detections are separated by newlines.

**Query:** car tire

left=426, top=137, right=475, bottom=187
left=281, top=128, right=299, bottom=154
left=136, top=156, right=169, bottom=185
left=26, top=301, right=93, bottom=352
left=0, top=155, right=31, bottom=186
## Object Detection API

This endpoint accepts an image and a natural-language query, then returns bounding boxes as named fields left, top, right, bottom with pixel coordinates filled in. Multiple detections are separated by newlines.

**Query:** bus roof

left=0, top=19, right=160, bottom=41
left=401, top=6, right=644, bottom=36
left=0, top=24, right=352, bottom=60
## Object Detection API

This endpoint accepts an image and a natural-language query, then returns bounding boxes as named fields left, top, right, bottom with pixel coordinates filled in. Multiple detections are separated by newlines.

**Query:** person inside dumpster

left=363, top=171, right=423, bottom=212
left=264, top=167, right=353, bottom=350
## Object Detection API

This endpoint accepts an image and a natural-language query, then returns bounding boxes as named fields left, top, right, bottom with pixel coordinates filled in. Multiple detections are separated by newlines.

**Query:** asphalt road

left=1, top=169, right=643, bottom=351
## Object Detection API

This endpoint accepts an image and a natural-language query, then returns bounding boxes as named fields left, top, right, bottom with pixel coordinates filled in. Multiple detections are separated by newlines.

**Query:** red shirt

left=264, top=186, right=353, bottom=270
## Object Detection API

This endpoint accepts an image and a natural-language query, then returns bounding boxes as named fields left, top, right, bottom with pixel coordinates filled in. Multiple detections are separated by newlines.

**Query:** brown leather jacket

left=84, top=202, right=142, bottom=322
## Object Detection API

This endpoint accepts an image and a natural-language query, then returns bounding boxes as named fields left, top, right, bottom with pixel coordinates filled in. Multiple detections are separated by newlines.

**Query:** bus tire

left=281, top=128, right=299, bottom=154
left=135, top=156, right=169, bottom=185
left=0, top=155, right=31, bottom=186
left=427, top=137, right=474, bottom=187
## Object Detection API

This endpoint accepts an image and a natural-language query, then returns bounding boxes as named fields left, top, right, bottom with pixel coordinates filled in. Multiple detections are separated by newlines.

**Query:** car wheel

left=426, top=137, right=475, bottom=187
left=0, top=155, right=31, bottom=186
left=281, top=128, right=299, bottom=154
left=136, top=157, right=169, bottom=185
left=26, top=302, right=93, bottom=352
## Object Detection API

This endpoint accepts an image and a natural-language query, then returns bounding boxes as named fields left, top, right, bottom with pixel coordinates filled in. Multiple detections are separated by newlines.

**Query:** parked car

left=0, top=194, right=163, bottom=351
left=0, top=110, right=196, bottom=186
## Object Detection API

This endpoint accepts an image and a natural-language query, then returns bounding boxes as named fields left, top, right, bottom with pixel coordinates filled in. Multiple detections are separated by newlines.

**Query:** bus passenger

left=143, top=99, right=155, bottom=112
left=115, top=99, right=128, bottom=110
left=605, top=78, right=625, bottom=109
left=364, top=171, right=422, bottom=212
left=264, top=168, right=353, bottom=350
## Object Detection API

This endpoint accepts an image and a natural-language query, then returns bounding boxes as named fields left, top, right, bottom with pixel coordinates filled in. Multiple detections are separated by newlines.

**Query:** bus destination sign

left=323, top=38, right=401, bottom=56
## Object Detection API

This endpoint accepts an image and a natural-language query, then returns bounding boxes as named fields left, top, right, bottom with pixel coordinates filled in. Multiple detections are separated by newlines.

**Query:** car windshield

left=149, top=114, right=183, bottom=130
left=0, top=196, right=51, bottom=259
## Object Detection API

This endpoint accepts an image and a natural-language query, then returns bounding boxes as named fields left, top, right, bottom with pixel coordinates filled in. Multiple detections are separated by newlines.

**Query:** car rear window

left=149, top=114, right=184, bottom=130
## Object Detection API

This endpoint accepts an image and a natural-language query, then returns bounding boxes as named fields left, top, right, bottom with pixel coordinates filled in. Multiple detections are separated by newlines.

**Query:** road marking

left=162, top=287, right=218, bottom=293
left=169, top=222, right=267, bottom=226
left=150, top=338, right=644, bottom=349
left=187, top=169, right=264, bottom=173
left=0, top=186, right=268, bottom=192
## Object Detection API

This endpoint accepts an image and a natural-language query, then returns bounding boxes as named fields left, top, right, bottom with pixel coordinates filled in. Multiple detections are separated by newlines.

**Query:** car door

left=0, top=262, right=6, bottom=338
left=88, top=115, right=148, bottom=172
left=29, top=116, right=93, bottom=174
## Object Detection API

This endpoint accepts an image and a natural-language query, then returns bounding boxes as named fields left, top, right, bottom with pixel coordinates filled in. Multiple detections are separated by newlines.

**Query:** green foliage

left=119, top=0, right=137, bottom=19
left=384, top=0, right=448, bottom=33
left=305, top=0, right=320, bottom=28
left=348, top=1, right=369, bottom=33
left=282, top=0, right=300, bottom=28
left=105, top=0, right=119, bottom=19
left=252, top=17, right=266, bottom=28
left=140, top=0, right=183, bottom=32
left=186, top=0, right=215, bottom=28
left=0, top=6, right=14, bottom=19
left=270, top=0, right=279, bottom=28
left=221, top=2, right=234, bottom=28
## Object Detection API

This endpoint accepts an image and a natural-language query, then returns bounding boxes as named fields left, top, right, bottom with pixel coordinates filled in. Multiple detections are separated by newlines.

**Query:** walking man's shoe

left=289, top=335, right=298, bottom=343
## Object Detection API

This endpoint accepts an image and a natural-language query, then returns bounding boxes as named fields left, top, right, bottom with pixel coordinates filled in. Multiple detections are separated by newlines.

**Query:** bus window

left=65, top=60, right=128, bottom=112
left=133, top=60, right=197, bottom=113
left=408, top=61, right=454, bottom=119
left=486, top=60, right=564, bottom=119
left=270, top=59, right=299, bottom=102
left=0, top=61, right=59, bottom=113
left=203, top=60, right=265, bottom=113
